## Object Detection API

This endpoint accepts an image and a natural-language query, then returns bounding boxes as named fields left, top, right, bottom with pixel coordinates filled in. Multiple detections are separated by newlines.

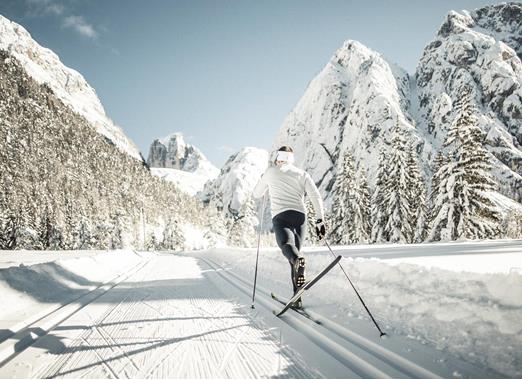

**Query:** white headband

left=276, top=151, right=295, bottom=164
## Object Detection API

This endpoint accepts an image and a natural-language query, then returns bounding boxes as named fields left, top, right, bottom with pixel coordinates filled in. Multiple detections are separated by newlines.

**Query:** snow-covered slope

left=147, top=132, right=219, bottom=179
left=200, top=147, right=269, bottom=216
left=150, top=167, right=210, bottom=196
left=275, top=3, right=522, bottom=205
left=0, top=14, right=142, bottom=160
left=415, top=2, right=522, bottom=201
left=275, top=40, right=416, bottom=200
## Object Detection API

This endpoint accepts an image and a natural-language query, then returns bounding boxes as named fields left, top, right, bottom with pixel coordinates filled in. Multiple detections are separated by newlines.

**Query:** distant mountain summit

left=0, top=14, right=142, bottom=160
left=147, top=132, right=219, bottom=179
left=276, top=2, right=522, bottom=203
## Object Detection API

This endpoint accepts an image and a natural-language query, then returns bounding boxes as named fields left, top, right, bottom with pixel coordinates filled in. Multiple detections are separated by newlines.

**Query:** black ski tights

left=272, top=210, right=306, bottom=292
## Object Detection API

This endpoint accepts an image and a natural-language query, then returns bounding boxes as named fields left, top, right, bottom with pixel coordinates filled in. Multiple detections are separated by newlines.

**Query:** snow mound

left=0, top=250, right=146, bottom=329
left=0, top=15, right=142, bottom=161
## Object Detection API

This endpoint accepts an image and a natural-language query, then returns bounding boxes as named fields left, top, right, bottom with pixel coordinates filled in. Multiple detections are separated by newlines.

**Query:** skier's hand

left=315, top=219, right=326, bottom=240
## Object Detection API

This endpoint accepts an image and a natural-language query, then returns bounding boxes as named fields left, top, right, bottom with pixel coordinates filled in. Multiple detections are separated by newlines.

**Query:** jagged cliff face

left=275, top=40, right=416, bottom=200
left=147, top=133, right=219, bottom=179
left=0, top=15, right=142, bottom=161
left=416, top=2, right=522, bottom=201
left=276, top=3, right=522, bottom=204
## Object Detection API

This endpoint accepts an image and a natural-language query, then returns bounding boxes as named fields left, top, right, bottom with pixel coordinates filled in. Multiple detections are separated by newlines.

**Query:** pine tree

left=227, top=196, right=257, bottom=247
left=353, top=166, right=371, bottom=243
left=406, top=143, right=428, bottom=243
left=162, top=217, right=184, bottom=250
left=427, top=152, right=450, bottom=241
left=428, top=87, right=500, bottom=241
left=371, top=148, right=389, bottom=243
left=306, top=200, right=319, bottom=246
left=330, top=152, right=357, bottom=244
left=383, top=121, right=412, bottom=243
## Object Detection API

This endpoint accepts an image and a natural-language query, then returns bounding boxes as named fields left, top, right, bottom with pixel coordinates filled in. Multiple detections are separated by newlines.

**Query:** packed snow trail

left=0, top=254, right=324, bottom=378
left=0, top=248, right=513, bottom=378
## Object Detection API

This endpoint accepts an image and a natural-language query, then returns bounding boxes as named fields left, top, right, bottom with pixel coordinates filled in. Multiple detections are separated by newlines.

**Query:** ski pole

left=251, top=194, right=267, bottom=309
left=324, top=239, right=387, bottom=338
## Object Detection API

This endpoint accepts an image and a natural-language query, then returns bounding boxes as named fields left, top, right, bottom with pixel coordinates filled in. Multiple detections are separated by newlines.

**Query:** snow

left=0, top=250, right=146, bottom=332
left=0, top=15, right=142, bottom=161
left=150, top=167, right=210, bottom=196
left=1, top=241, right=520, bottom=377
left=193, top=239, right=522, bottom=377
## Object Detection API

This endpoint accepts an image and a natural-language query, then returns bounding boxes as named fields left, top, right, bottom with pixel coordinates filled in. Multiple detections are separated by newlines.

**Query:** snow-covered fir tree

left=305, top=200, right=319, bottom=246
left=370, top=148, right=389, bottom=243
left=383, top=121, right=413, bottom=243
left=428, top=86, right=500, bottom=241
left=406, top=143, right=428, bottom=243
left=330, top=152, right=370, bottom=244
left=227, top=196, right=257, bottom=247
left=330, top=152, right=356, bottom=244
left=354, top=165, right=371, bottom=243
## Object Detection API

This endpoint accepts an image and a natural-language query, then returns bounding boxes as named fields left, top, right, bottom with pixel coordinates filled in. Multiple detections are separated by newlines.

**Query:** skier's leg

left=293, top=214, right=307, bottom=289
left=273, top=217, right=299, bottom=293
left=273, top=219, right=299, bottom=264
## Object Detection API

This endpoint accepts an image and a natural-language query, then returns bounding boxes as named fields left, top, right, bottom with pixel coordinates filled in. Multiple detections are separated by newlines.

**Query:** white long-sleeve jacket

left=253, top=163, right=324, bottom=220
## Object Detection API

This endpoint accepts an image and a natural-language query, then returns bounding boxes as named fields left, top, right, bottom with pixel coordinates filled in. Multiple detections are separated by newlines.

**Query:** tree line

left=328, top=86, right=521, bottom=245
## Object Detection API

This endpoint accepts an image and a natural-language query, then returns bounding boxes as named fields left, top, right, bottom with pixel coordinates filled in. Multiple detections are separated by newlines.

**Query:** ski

left=271, top=292, right=322, bottom=325
left=274, top=255, right=342, bottom=317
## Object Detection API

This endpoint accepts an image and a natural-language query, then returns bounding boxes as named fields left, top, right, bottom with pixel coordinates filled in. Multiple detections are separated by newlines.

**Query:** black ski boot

left=293, top=256, right=306, bottom=289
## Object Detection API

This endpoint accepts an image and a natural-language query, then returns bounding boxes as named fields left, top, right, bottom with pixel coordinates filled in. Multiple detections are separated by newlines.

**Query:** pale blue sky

left=0, top=0, right=509, bottom=166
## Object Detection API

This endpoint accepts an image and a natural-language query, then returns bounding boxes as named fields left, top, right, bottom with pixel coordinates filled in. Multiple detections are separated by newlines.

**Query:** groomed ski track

left=0, top=252, right=501, bottom=378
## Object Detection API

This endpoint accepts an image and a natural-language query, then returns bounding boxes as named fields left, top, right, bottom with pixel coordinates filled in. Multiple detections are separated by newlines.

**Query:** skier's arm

left=252, top=172, right=268, bottom=199
left=304, top=173, right=324, bottom=220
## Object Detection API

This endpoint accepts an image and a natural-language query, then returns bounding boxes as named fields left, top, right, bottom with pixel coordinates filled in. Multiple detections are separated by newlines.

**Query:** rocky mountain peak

left=147, top=133, right=219, bottom=178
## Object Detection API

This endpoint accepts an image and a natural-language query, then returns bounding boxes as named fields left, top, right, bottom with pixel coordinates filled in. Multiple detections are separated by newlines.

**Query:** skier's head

left=275, top=146, right=295, bottom=166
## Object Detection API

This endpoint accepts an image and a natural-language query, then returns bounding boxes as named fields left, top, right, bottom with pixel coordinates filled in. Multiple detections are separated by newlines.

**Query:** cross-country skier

left=253, top=146, right=326, bottom=308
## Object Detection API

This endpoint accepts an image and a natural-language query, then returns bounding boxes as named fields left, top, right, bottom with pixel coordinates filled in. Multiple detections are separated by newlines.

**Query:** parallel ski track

left=200, top=257, right=440, bottom=379
left=0, top=252, right=151, bottom=368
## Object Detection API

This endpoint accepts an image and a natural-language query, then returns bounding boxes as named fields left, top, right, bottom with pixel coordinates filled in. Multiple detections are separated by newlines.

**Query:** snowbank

left=0, top=250, right=147, bottom=331
left=192, top=240, right=522, bottom=377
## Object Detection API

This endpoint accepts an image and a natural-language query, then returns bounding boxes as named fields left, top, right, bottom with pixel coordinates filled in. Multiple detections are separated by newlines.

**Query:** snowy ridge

left=147, top=132, right=219, bottom=179
left=0, top=14, right=142, bottom=160
left=200, top=147, right=269, bottom=216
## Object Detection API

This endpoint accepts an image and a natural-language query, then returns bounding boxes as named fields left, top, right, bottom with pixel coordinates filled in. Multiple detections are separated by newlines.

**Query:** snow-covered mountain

left=147, top=132, right=219, bottom=179
left=275, top=2, right=522, bottom=205
left=275, top=40, right=415, bottom=202
left=200, top=147, right=269, bottom=216
left=0, top=14, right=142, bottom=161
left=415, top=2, right=522, bottom=201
